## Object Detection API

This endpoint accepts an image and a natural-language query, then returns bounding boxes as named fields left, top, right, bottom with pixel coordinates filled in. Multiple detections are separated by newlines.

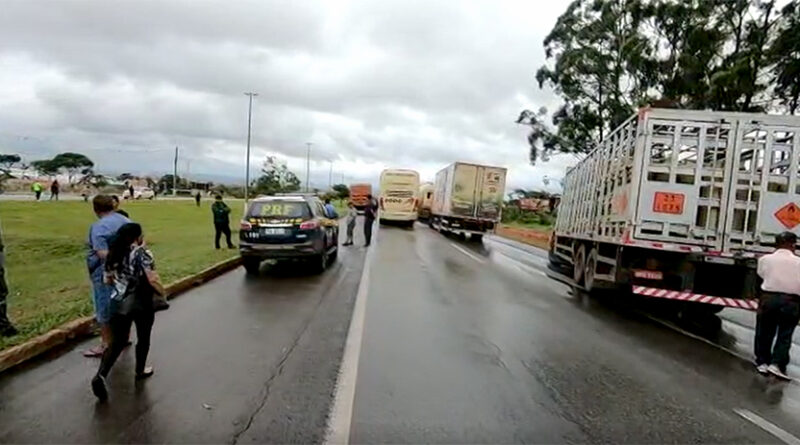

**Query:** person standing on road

left=128, top=184, right=135, bottom=201
left=363, top=194, right=378, bottom=247
left=85, top=195, right=130, bottom=357
left=31, top=181, right=43, bottom=201
left=49, top=180, right=60, bottom=201
left=111, top=195, right=129, bottom=218
left=344, top=202, right=357, bottom=246
left=755, top=231, right=800, bottom=380
left=0, top=224, right=18, bottom=336
left=211, top=195, right=234, bottom=249
left=92, top=222, right=165, bottom=401
left=195, top=191, right=201, bottom=207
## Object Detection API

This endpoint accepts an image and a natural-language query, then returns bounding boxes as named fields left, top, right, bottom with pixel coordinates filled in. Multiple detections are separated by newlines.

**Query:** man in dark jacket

left=212, top=195, right=234, bottom=249
left=0, top=225, right=18, bottom=336
left=363, top=194, right=378, bottom=247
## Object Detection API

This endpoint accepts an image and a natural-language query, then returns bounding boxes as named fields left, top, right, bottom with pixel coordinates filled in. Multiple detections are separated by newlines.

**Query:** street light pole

left=244, top=92, right=258, bottom=202
left=305, top=142, right=312, bottom=192
left=328, top=160, right=333, bottom=190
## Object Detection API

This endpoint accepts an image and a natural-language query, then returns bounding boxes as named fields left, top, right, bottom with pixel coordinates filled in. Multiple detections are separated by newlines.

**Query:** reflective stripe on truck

left=631, top=286, right=759, bottom=310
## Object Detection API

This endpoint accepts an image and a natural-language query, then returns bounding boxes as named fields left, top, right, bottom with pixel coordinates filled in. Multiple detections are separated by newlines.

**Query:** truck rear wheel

left=573, top=245, right=586, bottom=287
left=583, top=248, right=597, bottom=292
left=471, top=234, right=483, bottom=243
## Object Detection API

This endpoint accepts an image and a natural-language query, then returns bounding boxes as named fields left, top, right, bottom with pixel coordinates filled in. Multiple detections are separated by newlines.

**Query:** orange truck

left=349, top=183, right=372, bottom=211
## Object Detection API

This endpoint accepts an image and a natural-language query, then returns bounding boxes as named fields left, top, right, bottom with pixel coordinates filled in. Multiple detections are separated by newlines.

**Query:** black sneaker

left=0, top=325, right=18, bottom=337
left=91, top=375, right=108, bottom=401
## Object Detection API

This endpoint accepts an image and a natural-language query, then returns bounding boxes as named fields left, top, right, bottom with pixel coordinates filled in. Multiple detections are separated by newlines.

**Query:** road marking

left=325, top=222, right=378, bottom=444
left=450, top=243, right=487, bottom=264
left=734, top=408, right=800, bottom=445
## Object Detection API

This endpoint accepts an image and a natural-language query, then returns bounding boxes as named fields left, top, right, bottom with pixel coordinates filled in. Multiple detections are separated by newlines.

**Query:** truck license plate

left=633, top=270, right=663, bottom=280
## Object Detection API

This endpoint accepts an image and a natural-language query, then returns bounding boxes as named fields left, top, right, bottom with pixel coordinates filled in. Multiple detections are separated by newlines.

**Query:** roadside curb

left=0, top=256, right=242, bottom=374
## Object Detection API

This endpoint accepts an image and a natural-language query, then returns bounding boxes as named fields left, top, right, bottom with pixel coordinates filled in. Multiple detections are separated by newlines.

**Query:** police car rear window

left=248, top=201, right=310, bottom=218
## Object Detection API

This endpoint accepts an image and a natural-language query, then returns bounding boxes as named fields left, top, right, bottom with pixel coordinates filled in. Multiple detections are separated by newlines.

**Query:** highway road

left=4, top=220, right=800, bottom=443
left=0, top=222, right=366, bottom=444
left=339, top=224, right=800, bottom=444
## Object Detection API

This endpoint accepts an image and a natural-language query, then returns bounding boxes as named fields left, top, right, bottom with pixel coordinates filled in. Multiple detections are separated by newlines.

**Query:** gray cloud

left=0, top=0, right=569, bottom=192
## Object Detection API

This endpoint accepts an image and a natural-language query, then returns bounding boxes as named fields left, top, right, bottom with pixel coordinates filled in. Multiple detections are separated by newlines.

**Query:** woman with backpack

left=91, top=222, right=168, bottom=401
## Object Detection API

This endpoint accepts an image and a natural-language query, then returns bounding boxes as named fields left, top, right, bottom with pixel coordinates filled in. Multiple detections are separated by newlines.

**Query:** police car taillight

left=300, top=220, right=319, bottom=230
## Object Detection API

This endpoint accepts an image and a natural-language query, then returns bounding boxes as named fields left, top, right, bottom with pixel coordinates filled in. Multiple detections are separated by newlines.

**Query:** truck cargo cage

left=556, top=108, right=800, bottom=254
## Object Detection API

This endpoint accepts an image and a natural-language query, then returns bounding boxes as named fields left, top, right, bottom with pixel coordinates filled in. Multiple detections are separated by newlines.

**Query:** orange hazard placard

left=775, top=202, right=800, bottom=229
left=653, top=192, right=685, bottom=214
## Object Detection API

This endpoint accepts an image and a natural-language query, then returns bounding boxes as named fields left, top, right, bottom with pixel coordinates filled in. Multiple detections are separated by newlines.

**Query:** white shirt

left=758, top=248, right=800, bottom=295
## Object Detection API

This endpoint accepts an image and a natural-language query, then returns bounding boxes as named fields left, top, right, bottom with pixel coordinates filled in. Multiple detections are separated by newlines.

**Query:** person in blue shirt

left=324, top=198, right=338, bottom=219
left=84, top=195, right=130, bottom=357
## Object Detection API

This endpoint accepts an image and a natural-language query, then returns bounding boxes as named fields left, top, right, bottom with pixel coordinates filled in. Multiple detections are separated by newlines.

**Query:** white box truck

left=550, top=108, right=800, bottom=313
left=430, top=162, right=507, bottom=241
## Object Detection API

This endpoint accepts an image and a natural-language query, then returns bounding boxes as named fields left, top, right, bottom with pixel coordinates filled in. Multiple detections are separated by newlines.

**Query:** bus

left=379, top=169, right=420, bottom=227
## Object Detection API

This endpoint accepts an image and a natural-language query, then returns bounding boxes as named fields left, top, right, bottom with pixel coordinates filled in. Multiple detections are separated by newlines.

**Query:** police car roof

left=251, top=194, right=314, bottom=202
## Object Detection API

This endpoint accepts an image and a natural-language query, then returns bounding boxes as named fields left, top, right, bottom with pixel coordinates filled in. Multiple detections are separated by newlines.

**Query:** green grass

left=0, top=199, right=244, bottom=350
left=502, top=220, right=553, bottom=231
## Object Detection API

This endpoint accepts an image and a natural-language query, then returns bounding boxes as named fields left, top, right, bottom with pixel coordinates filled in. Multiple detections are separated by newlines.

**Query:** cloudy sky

left=0, top=0, right=572, bottom=192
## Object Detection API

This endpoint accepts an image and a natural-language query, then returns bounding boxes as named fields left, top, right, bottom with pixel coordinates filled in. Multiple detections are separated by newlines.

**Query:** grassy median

left=0, top=199, right=244, bottom=350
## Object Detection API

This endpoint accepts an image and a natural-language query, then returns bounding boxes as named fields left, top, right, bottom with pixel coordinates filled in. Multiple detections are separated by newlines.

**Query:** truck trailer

left=550, top=108, right=800, bottom=312
left=349, top=183, right=372, bottom=211
left=430, top=162, right=507, bottom=241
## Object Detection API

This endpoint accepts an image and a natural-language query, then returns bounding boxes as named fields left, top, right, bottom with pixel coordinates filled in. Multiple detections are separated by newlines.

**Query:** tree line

left=518, top=0, right=800, bottom=163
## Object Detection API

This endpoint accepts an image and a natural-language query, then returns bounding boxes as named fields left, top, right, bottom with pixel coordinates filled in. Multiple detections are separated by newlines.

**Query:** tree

left=523, top=0, right=789, bottom=164
left=770, top=1, right=800, bottom=114
left=0, top=154, right=20, bottom=171
left=332, top=183, right=350, bottom=200
left=31, top=159, right=59, bottom=177
left=252, top=156, right=301, bottom=196
left=49, top=152, right=94, bottom=183
left=157, top=174, right=183, bottom=193
left=0, top=153, right=21, bottom=192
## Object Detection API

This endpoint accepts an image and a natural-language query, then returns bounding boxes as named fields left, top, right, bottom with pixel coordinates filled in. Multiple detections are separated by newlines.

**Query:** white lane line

left=734, top=408, right=800, bottom=445
left=450, top=243, right=487, bottom=264
left=325, top=223, right=379, bottom=444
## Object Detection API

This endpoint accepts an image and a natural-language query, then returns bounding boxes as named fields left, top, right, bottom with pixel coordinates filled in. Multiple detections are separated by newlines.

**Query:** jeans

left=215, top=222, right=233, bottom=248
left=97, top=310, right=154, bottom=377
left=364, top=218, right=374, bottom=245
left=346, top=220, right=355, bottom=243
left=755, top=292, right=800, bottom=372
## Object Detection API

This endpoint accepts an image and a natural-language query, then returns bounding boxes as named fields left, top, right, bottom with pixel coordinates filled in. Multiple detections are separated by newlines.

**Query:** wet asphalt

left=6, top=218, right=800, bottom=443
left=0, top=221, right=366, bottom=444
left=350, top=223, right=800, bottom=443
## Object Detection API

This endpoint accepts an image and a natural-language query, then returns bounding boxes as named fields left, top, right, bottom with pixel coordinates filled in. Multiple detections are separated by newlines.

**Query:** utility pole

left=244, top=92, right=258, bottom=202
left=305, top=142, right=312, bottom=192
left=172, top=146, right=178, bottom=196
left=328, top=160, right=333, bottom=190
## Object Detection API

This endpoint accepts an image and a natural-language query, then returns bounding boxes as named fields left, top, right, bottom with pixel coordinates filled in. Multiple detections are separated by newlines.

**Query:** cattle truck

left=430, top=162, right=507, bottom=241
left=550, top=108, right=800, bottom=313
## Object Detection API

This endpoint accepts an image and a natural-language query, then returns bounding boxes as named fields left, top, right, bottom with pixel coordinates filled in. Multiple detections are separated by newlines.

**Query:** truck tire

left=583, top=248, right=597, bottom=292
left=243, top=258, right=261, bottom=276
left=471, top=234, right=483, bottom=243
left=573, top=244, right=586, bottom=287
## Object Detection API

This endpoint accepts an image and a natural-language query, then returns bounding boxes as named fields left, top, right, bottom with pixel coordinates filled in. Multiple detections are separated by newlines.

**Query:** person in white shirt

left=755, top=231, right=800, bottom=379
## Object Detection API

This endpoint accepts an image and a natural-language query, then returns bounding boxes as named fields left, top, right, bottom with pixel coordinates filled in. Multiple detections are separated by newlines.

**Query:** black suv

left=239, top=195, right=339, bottom=274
